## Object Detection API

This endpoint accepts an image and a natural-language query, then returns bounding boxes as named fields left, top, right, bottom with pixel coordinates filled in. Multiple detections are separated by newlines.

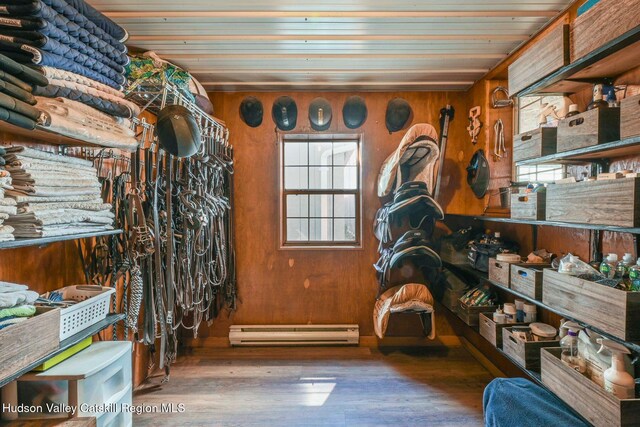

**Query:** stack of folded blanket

left=0, top=146, right=17, bottom=242
left=1, top=145, right=114, bottom=238
left=0, top=281, right=39, bottom=330
left=0, top=0, right=139, bottom=151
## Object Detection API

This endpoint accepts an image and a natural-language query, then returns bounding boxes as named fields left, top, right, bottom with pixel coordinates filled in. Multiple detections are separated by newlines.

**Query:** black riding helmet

left=272, top=96, right=297, bottom=131
left=385, top=98, right=413, bottom=133
left=309, top=97, right=332, bottom=131
left=157, top=104, right=202, bottom=158
left=467, top=149, right=490, bottom=198
left=240, top=96, right=263, bottom=127
left=342, top=95, right=367, bottom=129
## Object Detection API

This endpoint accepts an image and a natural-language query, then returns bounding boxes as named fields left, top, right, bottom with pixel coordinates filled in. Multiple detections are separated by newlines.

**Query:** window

left=280, top=134, right=361, bottom=247
left=516, top=164, right=566, bottom=183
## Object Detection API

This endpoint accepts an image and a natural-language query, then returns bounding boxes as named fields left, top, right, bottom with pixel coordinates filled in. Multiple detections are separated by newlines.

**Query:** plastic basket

left=42, top=285, right=115, bottom=341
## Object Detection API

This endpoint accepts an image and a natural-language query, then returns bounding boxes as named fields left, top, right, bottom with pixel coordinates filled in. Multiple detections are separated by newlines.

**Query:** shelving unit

left=0, top=121, right=108, bottom=149
left=0, top=229, right=122, bottom=250
left=0, top=313, right=124, bottom=389
left=517, top=25, right=640, bottom=97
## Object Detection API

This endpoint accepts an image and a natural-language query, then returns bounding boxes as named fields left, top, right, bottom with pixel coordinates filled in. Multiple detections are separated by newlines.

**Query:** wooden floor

left=133, top=345, right=493, bottom=427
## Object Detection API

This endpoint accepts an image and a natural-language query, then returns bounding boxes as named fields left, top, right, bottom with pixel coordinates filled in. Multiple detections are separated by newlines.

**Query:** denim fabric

left=483, top=378, right=589, bottom=427
left=34, top=84, right=133, bottom=117
left=1, top=50, right=123, bottom=90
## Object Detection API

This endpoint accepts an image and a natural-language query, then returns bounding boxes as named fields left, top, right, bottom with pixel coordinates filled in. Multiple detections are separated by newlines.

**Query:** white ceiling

left=88, top=0, right=576, bottom=92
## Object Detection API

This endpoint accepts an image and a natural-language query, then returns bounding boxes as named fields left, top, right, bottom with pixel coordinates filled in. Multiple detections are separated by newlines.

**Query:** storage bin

left=456, top=301, right=498, bottom=327
left=502, top=327, right=558, bottom=371
left=510, top=192, right=546, bottom=220
left=512, top=128, right=557, bottom=162
left=541, top=348, right=640, bottom=427
left=479, top=313, right=530, bottom=349
left=0, top=307, right=60, bottom=384
left=545, top=178, right=640, bottom=227
left=620, top=93, right=640, bottom=139
left=542, top=269, right=640, bottom=341
left=42, top=285, right=115, bottom=340
left=510, top=264, right=549, bottom=300
left=571, top=0, right=639, bottom=61
left=556, top=107, right=620, bottom=152
left=488, top=258, right=517, bottom=287
left=508, top=24, right=569, bottom=95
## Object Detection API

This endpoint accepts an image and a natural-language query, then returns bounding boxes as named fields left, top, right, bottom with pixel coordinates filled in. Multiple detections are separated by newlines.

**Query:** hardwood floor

left=133, top=345, right=492, bottom=426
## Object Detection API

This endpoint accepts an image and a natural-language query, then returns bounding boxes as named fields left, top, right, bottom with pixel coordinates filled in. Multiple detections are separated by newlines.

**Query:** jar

left=515, top=299, right=525, bottom=322
left=523, top=303, right=537, bottom=323
left=503, top=303, right=517, bottom=324
left=530, top=322, right=557, bottom=341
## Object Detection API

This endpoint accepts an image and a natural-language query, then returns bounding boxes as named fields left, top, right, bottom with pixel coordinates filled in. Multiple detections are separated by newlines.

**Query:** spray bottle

left=560, top=321, right=586, bottom=374
left=597, top=338, right=636, bottom=399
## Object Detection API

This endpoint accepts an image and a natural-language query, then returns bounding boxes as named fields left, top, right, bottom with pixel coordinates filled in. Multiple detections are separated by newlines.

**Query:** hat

left=240, top=96, right=263, bottom=127
left=156, top=104, right=201, bottom=158
left=386, top=98, right=413, bottom=133
left=467, top=149, right=490, bottom=198
left=309, top=97, right=332, bottom=131
left=272, top=96, right=297, bottom=131
left=342, top=96, right=367, bottom=129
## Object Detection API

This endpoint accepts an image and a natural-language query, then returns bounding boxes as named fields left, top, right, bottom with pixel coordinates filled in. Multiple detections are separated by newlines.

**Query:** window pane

left=334, top=219, right=356, bottom=241
left=333, top=167, right=357, bottom=189
left=310, top=194, right=333, bottom=218
left=310, top=218, right=333, bottom=241
left=309, top=166, right=332, bottom=189
left=284, top=143, right=308, bottom=166
left=333, top=142, right=358, bottom=166
left=287, top=219, right=308, bottom=241
left=334, top=194, right=355, bottom=218
left=287, top=195, right=309, bottom=217
left=284, top=167, right=308, bottom=189
left=309, top=142, right=333, bottom=166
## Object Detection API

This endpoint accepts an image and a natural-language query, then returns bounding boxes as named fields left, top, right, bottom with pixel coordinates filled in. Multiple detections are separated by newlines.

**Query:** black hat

left=466, top=149, right=490, bottom=198
left=157, top=104, right=201, bottom=158
left=272, top=96, right=297, bottom=131
left=309, top=97, right=332, bottom=131
left=385, top=98, right=413, bottom=133
left=240, top=96, right=263, bottom=127
left=343, top=96, right=367, bottom=129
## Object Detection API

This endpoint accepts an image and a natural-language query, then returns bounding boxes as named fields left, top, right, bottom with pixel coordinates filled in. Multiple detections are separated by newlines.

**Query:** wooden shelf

left=0, top=120, right=106, bottom=149
left=0, top=313, right=124, bottom=388
left=0, top=229, right=122, bottom=250
left=517, top=25, right=640, bottom=97
left=515, top=135, right=640, bottom=166
left=446, top=213, right=640, bottom=234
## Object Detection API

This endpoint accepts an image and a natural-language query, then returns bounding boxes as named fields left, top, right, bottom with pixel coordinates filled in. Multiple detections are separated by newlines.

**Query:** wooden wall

left=192, top=90, right=482, bottom=342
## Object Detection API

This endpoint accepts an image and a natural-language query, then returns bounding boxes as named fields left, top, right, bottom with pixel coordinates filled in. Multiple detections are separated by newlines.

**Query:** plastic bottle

left=629, top=260, right=640, bottom=292
left=560, top=321, right=586, bottom=374
left=597, top=338, right=636, bottom=399
left=616, top=253, right=635, bottom=279
left=600, top=253, right=618, bottom=279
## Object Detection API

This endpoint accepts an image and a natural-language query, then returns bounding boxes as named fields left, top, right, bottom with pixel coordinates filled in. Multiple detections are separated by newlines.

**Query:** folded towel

left=0, top=316, right=28, bottom=330
left=0, top=304, right=36, bottom=319
left=0, top=289, right=39, bottom=309
left=0, top=282, right=28, bottom=293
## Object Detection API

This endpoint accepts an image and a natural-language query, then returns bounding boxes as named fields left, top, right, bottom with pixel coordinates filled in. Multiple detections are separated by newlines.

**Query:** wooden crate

left=488, top=258, right=516, bottom=287
left=557, top=107, right=620, bottom=152
left=543, top=269, right=640, bottom=341
left=508, top=24, right=569, bottom=95
left=510, top=192, right=546, bottom=220
left=0, top=307, right=60, bottom=382
left=457, top=301, right=498, bottom=327
left=510, top=264, right=549, bottom=300
left=479, top=313, right=530, bottom=349
left=621, top=94, right=640, bottom=139
left=502, top=327, right=558, bottom=372
left=542, top=348, right=640, bottom=427
left=571, top=0, right=640, bottom=61
left=546, top=178, right=640, bottom=227
left=512, top=128, right=557, bottom=162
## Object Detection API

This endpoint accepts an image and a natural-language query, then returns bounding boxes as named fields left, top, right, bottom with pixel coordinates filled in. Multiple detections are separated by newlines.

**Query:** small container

left=504, top=303, right=517, bottom=324
left=600, top=253, right=618, bottom=279
left=515, top=299, right=525, bottom=323
left=565, top=104, right=580, bottom=118
left=523, top=303, right=537, bottom=322
left=493, top=307, right=505, bottom=324
left=530, top=322, right=557, bottom=341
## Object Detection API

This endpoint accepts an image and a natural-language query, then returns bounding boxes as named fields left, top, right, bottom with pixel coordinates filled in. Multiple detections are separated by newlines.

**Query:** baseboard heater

left=229, top=324, right=359, bottom=346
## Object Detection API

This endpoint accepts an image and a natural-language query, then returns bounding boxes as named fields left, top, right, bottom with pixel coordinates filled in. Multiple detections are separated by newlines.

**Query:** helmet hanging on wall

left=272, top=96, right=297, bottom=131
left=239, top=96, right=263, bottom=127
left=342, top=96, right=367, bottom=129
left=466, top=149, right=490, bottom=198
left=157, top=104, right=202, bottom=158
left=309, top=97, right=332, bottom=131
left=386, top=98, right=413, bottom=133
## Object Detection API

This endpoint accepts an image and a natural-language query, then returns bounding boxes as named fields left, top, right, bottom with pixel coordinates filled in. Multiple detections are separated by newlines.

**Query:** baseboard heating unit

left=229, top=324, right=359, bottom=346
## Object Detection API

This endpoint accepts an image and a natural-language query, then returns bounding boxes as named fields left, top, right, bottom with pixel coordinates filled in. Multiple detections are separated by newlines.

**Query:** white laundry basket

left=42, top=285, right=115, bottom=340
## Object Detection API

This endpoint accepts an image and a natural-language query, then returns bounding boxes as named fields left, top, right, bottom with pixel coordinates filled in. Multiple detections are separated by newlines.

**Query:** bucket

left=499, top=187, right=511, bottom=209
